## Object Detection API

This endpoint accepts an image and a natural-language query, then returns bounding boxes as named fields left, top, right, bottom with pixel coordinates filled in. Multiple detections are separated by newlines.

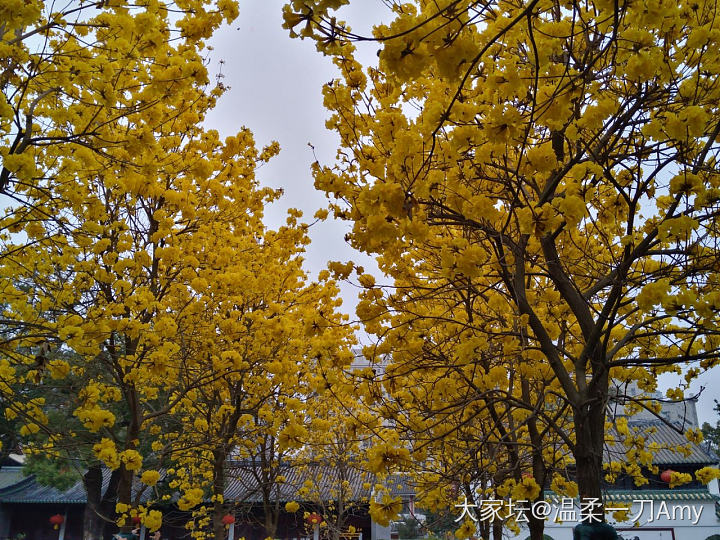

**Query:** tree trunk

left=522, top=379, right=547, bottom=540
left=116, top=336, right=141, bottom=533
left=213, top=449, right=228, bottom=540
left=260, top=442, right=279, bottom=539
left=573, top=397, right=606, bottom=521
left=263, top=503, right=278, bottom=539
left=492, top=520, right=503, bottom=540
left=115, top=462, right=136, bottom=534
left=478, top=517, right=489, bottom=540
left=212, top=387, right=247, bottom=540
left=83, top=466, right=105, bottom=540
left=117, top=391, right=140, bottom=533
left=83, top=465, right=121, bottom=540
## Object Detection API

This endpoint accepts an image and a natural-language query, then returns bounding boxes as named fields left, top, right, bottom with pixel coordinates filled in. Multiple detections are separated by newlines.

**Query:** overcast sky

left=205, top=2, right=382, bottom=269
left=205, top=1, right=388, bottom=330
left=204, top=2, right=720, bottom=426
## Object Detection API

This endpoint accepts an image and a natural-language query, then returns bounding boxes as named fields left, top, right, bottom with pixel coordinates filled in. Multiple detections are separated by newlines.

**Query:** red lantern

left=132, top=515, right=142, bottom=525
left=49, top=514, right=64, bottom=530
left=660, top=469, right=676, bottom=483
left=306, top=512, right=323, bottom=525
left=221, top=514, right=236, bottom=525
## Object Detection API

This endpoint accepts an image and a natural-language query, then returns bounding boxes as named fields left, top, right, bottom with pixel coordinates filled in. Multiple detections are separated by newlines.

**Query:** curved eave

left=546, top=489, right=719, bottom=502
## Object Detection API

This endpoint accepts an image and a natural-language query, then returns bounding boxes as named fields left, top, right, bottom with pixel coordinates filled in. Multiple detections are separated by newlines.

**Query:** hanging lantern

left=306, top=512, right=323, bottom=525
left=660, top=469, right=676, bottom=483
left=131, top=515, right=142, bottom=525
left=222, top=514, right=236, bottom=526
left=49, top=514, right=64, bottom=530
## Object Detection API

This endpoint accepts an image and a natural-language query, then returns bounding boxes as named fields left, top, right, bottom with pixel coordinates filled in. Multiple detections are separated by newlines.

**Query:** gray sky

left=205, top=2, right=720, bottom=427
left=205, top=1, right=385, bottom=326
left=205, top=1, right=383, bottom=267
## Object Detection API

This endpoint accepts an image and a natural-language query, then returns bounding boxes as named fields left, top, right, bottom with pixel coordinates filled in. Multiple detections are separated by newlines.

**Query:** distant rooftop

left=605, top=421, right=719, bottom=466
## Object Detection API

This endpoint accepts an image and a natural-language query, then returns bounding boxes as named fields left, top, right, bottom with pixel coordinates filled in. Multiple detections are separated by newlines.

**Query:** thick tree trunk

left=263, top=503, right=278, bottom=539
left=83, top=466, right=105, bottom=540
left=83, top=465, right=121, bottom=540
left=83, top=510, right=104, bottom=540
left=116, top=463, right=136, bottom=534
left=492, top=520, right=503, bottom=540
left=212, top=449, right=228, bottom=540
left=573, top=397, right=607, bottom=522
left=527, top=513, right=545, bottom=540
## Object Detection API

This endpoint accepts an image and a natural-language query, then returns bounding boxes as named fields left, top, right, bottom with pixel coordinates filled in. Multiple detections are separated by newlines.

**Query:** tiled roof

left=605, top=421, right=718, bottom=466
left=546, top=489, right=719, bottom=502
left=603, top=489, right=719, bottom=501
left=224, top=463, right=374, bottom=503
left=0, top=475, right=88, bottom=504
left=0, top=463, right=386, bottom=505
left=2, top=436, right=712, bottom=507
left=0, top=468, right=154, bottom=504
left=0, top=467, right=26, bottom=490
left=385, top=475, right=416, bottom=497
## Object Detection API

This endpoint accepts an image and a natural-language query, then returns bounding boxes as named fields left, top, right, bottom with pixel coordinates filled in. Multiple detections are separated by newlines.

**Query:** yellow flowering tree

left=284, top=0, right=720, bottom=522
left=0, top=0, right=340, bottom=538
left=291, top=367, right=376, bottom=540
left=6, top=116, right=287, bottom=534
left=349, top=287, right=572, bottom=540
left=163, top=227, right=355, bottom=540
